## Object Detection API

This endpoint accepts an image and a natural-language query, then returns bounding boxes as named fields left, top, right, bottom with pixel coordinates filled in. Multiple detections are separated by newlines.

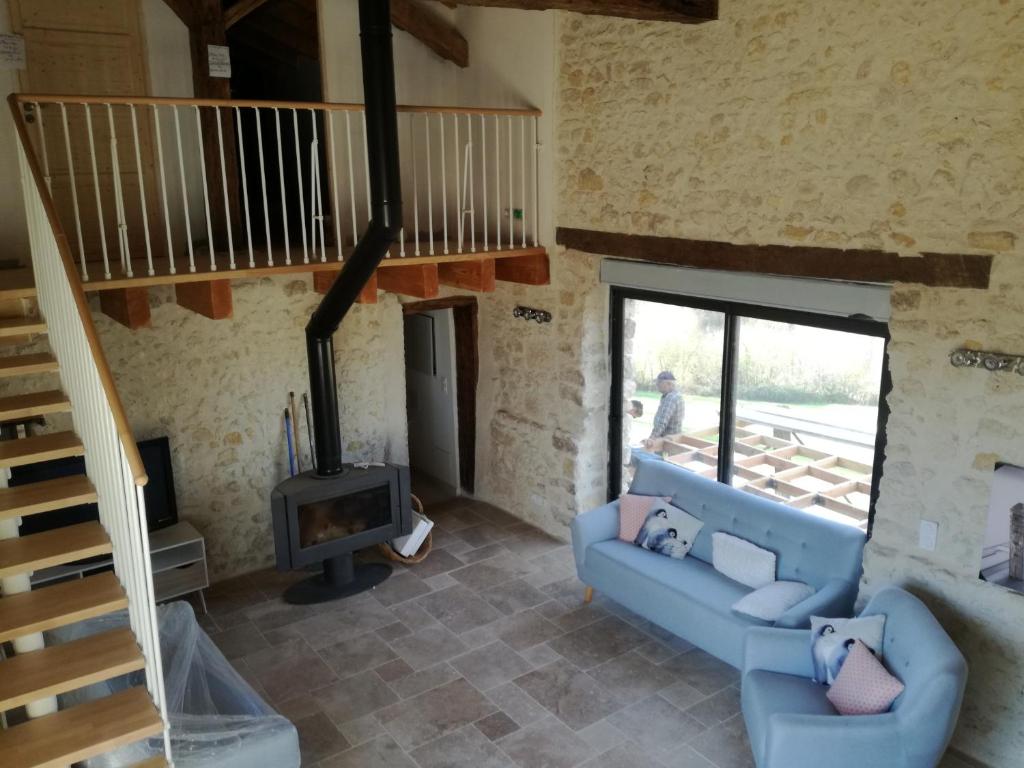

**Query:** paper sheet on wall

left=0, top=34, right=26, bottom=71
left=208, top=45, right=231, bottom=78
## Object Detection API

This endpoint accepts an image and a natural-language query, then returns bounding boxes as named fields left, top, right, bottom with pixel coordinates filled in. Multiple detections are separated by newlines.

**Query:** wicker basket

left=377, top=494, right=432, bottom=564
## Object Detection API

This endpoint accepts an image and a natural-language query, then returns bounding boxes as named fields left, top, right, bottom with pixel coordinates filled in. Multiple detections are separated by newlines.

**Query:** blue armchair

left=741, top=586, right=967, bottom=768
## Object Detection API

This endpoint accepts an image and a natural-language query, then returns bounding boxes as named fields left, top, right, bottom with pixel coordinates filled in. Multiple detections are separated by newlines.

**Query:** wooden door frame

left=401, top=296, right=478, bottom=494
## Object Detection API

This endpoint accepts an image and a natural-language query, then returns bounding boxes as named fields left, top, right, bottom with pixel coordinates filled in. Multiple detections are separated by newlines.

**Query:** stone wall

left=94, top=277, right=408, bottom=580
left=556, top=1, right=1023, bottom=764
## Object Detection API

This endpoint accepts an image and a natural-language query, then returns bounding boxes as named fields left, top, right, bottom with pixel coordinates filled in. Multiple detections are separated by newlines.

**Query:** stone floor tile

left=607, top=695, right=706, bottom=748
left=580, top=743, right=669, bottom=768
left=454, top=523, right=507, bottom=549
left=375, top=658, right=415, bottom=683
left=337, top=713, right=387, bottom=746
left=683, top=687, right=742, bottom=728
left=514, top=660, right=625, bottom=731
left=688, top=714, right=754, bottom=768
left=431, top=505, right=487, bottom=532
left=294, top=711, right=352, bottom=765
left=484, top=579, right=551, bottom=615
left=208, top=619, right=270, bottom=659
left=473, top=503, right=525, bottom=528
left=458, top=622, right=501, bottom=649
left=390, top=623, right=469, bottom=670
left=318, top=631, right=398, bottom=678
left=501, top=526, right=565, bottom=561
left=460, top=542, right=509, bottom=564
left=498, top=716, right=594, bottom=768
left=390, top=603, right=440, bottom=632
left=449, top=553, right=536, bottom=593
left=424, top=572, right=459, bottom=591
left=406, top=548, right=466, bottom=579
left=450, top=641, right=534, bottom=691
left=418, top=583, right=502, bottom=633
left=659, top=680, right=707, bottom=711
left=243, top=637, right=338, bottom=703
left=371, top=571, right=433, bottom=607
left=387, top=662, right=461, bottom=699
left=377, top=678, right=497, bottom=750
left=246, top=597, right=316, bottom=633
left=377, top=621, right=412, bottom=642
left=536, top=600, right=608, bottom=633
left=410, top=724, right=514, bottom=768
left=486, top=682, right=551, bottom=726
left=321, top=735, right=418, bottom=768
left=519, top=642, right=563, bottom=669
left=574, top=719, right=628, bottom=755
left=634, top=639, right=682, bottom=665
left=494, top=609, right=565, bottom=651
left=275, top=692, right=323, bottom=721
left=548, top=617, right=649, bottom=670
left=475, top=711, right=521, bottom=741
left=313, top=670, right=399, bottom=725
left=661, top=651, right=740, bottom=697
left=589, top=651, right=680, bottom=704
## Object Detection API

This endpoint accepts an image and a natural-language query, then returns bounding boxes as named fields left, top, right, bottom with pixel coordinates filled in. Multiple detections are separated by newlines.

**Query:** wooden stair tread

left=0, top=390, right=71, bottom=422
left=0, top=268, right=36, bottom=300
left=0, top=474, right=97, bottom=522
left=0, top=317, right=46, bottom=338
left=0, top=431, right=84, bottom=469
left=0, top=571, right=126, bottom=643
left=0, top=627, right=144, bottom=712
left=0, top=686, right=163, bottom=768
left=0, top=521, right=111, bottom=579
left=129, top=758, right=169, bottom=768
left=0, top=353, right=58, bottom=378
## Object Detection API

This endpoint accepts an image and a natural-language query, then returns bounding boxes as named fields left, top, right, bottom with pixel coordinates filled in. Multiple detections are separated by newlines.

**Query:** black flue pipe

left=306, top=0, right=403, bottom=476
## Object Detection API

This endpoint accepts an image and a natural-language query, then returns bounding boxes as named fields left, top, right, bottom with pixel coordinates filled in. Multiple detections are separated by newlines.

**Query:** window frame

left=607, top=286, right=892, bottom=538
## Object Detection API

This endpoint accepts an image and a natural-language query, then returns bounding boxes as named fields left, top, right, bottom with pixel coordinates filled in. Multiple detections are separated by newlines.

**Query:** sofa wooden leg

left=583, top=586, right=594, bottom=604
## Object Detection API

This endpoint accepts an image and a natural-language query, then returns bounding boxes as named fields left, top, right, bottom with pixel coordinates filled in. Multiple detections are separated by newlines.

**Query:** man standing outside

left=644, top=371, right=684, bottom=449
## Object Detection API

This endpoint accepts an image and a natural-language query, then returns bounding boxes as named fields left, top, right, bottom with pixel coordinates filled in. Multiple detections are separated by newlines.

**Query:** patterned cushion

left=618, top=494, right=670, bottom=542
left=826, top=640, right=905, bottom=715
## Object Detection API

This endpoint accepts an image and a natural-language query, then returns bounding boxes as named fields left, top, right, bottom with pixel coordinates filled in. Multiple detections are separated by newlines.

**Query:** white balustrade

left=16, top=140, right=172, bottom=763
left=18, top=96, right=542, bottom=283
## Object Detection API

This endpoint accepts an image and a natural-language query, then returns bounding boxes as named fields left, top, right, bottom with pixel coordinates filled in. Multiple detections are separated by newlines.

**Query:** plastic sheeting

left=48, top=600, right=300, bottom=768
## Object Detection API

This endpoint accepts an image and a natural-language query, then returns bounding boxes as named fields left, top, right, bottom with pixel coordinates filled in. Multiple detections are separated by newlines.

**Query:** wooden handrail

left=11, top=93, right=543, bottom=117
left=7, top=94, right=148, bottom=486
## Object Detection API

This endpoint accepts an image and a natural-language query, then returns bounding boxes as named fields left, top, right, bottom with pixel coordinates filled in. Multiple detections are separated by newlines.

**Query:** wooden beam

left=313, top=271, right=378, bottom=304
left=495, top=253, right=550, bottom=285
left=438, top=259, right=495, bottom=292
left=426, top=0, right=717, bottom=23
left=99, top=288, right=151, bottom=330
left=174, top=280, right=233, bottom=319
left=225, top=0, right=273, bottom=28
left=392, top=0, right=469, bottom=68
left=377, top=264, right=440, bottom=298
left=556, top=228, right=993, bottom=289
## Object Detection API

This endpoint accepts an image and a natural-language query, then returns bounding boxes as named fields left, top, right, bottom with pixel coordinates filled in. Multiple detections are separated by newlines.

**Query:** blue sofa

left=742, top=586, right=968, bottom=768
left=570, top=459, right=867, bottom=667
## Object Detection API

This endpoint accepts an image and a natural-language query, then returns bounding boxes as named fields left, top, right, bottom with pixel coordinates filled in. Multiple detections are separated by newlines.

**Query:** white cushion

left=732, top=580, right=814, bottom=622
left=712, top=532, right=776, bottom=589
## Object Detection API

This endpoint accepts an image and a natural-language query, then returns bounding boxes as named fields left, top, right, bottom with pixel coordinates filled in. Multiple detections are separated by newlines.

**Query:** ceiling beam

left=427, top=0, right=717, bottom=23
left=224, top=0, right=273, bottom=29
left=392, top=0, right=469, bottom=68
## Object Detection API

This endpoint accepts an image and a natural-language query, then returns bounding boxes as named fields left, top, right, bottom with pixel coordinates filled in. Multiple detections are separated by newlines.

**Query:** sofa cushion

left=743, top=669, right=837, bottom=760
left=588, top=539, right=755, bottom=615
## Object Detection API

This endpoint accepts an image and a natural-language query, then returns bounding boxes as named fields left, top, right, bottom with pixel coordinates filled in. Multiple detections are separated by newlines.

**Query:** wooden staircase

left=0, top=276, right=165, bottom=767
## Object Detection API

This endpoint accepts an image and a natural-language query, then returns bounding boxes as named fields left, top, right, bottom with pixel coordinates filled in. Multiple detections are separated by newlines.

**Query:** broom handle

left=289, top=391, right=302, bottom=472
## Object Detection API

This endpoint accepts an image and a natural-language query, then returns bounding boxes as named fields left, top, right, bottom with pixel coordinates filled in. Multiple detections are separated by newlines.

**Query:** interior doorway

left=402, top=297, right=479, bottom=504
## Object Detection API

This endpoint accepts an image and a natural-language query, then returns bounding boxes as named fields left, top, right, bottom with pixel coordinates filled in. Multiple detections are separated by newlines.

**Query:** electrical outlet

left=919, top=519, right=939, bottom=551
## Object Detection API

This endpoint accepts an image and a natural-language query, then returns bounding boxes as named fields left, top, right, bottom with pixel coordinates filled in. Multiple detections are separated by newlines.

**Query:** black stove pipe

left=305, top=0, right=403, bottom=477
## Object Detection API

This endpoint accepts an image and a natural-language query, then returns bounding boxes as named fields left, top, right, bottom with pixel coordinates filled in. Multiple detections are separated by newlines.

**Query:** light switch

left=919, top=519, right=939, bottom=551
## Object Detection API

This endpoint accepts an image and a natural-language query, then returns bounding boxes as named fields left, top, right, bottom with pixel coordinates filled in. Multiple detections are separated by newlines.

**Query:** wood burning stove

left=272, top=464, right=412, bottom=603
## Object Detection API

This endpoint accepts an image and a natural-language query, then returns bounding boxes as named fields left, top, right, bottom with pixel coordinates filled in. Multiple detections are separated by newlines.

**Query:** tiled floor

left=202, top=497, right=971, bottom=768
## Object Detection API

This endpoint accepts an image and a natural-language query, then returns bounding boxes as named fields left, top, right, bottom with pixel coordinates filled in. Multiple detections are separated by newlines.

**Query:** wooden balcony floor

left=79, top=243, right=546, bottom=292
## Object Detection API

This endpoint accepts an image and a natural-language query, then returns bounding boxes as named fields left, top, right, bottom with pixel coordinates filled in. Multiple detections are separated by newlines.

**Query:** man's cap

left=656, top=371, right=676, bottom=381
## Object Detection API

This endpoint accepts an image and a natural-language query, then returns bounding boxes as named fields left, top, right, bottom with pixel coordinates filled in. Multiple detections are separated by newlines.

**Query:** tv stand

left=31, top=521, right=209, bottom=612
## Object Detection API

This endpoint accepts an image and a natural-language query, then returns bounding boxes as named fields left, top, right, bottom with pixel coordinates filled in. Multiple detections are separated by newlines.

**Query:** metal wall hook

left=950, top=348, right=1024, bottom=375
left=513, top=305, right=551, bottom=324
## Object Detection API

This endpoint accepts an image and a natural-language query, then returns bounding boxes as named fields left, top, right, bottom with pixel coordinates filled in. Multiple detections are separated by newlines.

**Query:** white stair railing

left=13, top=129, right=172, bottom=763
left=12, top=95, right=543, bottom=284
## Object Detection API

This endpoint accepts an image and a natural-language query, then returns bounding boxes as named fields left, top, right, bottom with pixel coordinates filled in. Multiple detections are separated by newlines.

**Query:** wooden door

left=10, top=0, right=162, bottom=275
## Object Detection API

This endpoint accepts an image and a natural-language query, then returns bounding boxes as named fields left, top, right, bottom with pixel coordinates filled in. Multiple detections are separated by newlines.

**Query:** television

left=10, top=435, right=179, bottom=535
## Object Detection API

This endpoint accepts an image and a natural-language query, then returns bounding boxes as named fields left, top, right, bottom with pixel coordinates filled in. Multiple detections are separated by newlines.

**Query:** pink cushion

left=826, top=640, right=905, bottom=716
left=618, top=494, right=670, bottom=542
